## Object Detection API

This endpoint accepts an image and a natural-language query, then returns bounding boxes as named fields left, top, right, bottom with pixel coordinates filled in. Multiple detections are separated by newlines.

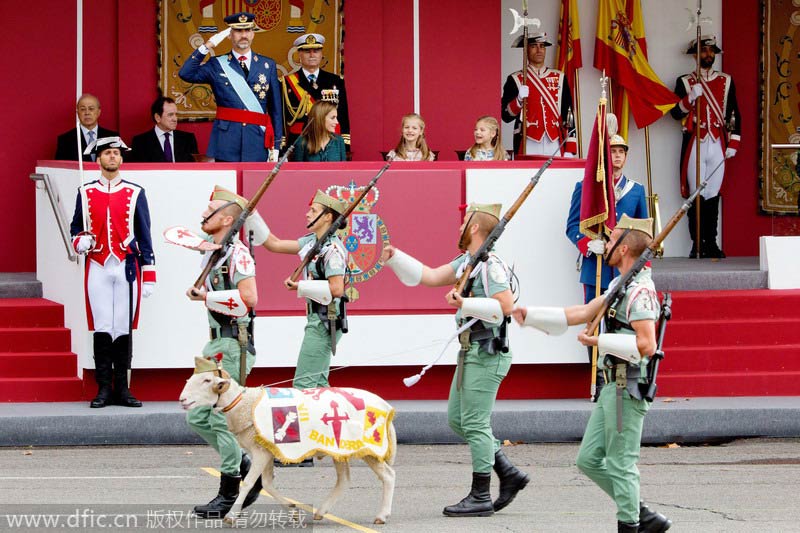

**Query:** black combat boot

left=443, top=472, right=494, bottom=517
left=701, top=196, right=725, bottom=259
left=618, top=521, right=640, bottom=532
left=492, top=449, right=530, bottom=511
left=239, top=453, right=263, bottom=508
left=90, top=333, right=114, bottom=408
left=194, top=472, right=241, bottom=519
left=111, top=335, right=142, bottom=407
left=639, top=501, right=672, bottom=532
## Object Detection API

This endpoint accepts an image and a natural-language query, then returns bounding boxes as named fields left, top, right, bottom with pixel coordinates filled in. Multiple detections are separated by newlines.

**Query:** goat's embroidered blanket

left=252, top=387, right=395, bottom=463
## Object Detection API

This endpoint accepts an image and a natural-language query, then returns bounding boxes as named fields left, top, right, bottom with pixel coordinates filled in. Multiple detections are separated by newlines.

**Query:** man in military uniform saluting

left=281, top=33, right=351, bottom=153
left=380, top=204, right=529, bottom=517
left=184, top=186, right=262, bottom=518
left=514, top=215, right=672, bottom=532
left=179, top=12, right=283, bottom=162
left=671, top=35, right=740, bottom=258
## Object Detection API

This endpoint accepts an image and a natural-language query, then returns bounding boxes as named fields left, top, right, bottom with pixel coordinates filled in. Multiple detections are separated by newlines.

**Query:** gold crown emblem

left=306, top=35, right=317, bottom=45
left=326, top=180, right=380, bottom=214
left=238, top=14, right=248, bottom=23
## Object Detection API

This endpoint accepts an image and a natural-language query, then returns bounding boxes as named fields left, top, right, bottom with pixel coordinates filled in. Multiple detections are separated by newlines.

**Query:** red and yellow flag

left=593, top=0, right=678, bottom=132
left=556, top=0, right=582, bottom=93
left=579, top=98, right=616, bottom=240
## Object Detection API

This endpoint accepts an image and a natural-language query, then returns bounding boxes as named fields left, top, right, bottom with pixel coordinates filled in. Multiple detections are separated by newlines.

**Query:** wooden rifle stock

left=454, top=138, right=566, bottom=295
left=192, top=141, right=298, bottom=291
left=288, top=159, right=394, bottom=283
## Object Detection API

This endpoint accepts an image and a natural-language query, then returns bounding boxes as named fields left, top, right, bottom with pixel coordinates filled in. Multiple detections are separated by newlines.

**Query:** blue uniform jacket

left=179, top=49, right=283, bottom=162
left=565, top=176, right=648, bottom=293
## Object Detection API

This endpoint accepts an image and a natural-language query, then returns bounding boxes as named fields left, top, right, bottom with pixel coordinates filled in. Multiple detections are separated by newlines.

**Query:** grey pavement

left=1, top=397, right=800, bottom=447
left=0, top=439, right=798, bottom=532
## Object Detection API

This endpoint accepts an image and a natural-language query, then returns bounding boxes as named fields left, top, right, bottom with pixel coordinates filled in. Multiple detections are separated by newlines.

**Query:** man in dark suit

left=130, top=97, right=199, bottom=163
left=54, top=94, right=119, bottom=161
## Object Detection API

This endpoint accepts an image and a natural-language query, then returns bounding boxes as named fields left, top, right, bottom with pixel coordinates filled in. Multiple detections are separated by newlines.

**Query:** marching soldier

left=70, top=137, right=155, bottom=409
left=565, top=134, right=648, bottom=394
left=380, top=204, right=529, bottom=517
left=513, top=215, right=672, bottom=532
left=281, top=33, right=351, bottom=153
left=178, top=12, right=283, bottom=162
left=245, top=191, right=348, bottom=390
left=501, top=31, right=577, bottom=157
left=180, top=186, right=262, bottom=517
left=671, top=35, right=740, bottom=258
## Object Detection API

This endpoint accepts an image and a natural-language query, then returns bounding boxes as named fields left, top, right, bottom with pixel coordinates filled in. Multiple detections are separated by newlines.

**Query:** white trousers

left=87, top=256, right=139, bottom=340
left=686, top=137, right=725, bottom=199
left=525, top=136, right=560, bottom=156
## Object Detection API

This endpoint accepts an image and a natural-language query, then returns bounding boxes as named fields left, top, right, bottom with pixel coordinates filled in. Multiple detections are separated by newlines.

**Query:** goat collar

left=220, top=391, right=244, bottom=413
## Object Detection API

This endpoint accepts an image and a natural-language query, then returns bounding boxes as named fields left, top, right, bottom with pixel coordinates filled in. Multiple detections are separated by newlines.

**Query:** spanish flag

left=556, top=0, right=582, bottom=93
left=593, top=0, right=678, bottom=131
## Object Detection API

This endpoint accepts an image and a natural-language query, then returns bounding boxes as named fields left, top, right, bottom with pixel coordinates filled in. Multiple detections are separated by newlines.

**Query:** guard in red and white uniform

left=671, top=35, right=740, bottom=258
left=70, top=137, right=156, bottom=408
left=501, top=32, right=577, bottom=157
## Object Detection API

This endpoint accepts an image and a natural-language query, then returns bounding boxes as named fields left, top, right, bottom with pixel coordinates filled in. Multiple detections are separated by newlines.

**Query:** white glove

left=688, top=84, right=703, bottom=104
left=245, top=210, right=271, bottom=246
left=269, top=150, right=279, bottom=163
left=75, top=235, right=95, bottom=254
left=207, top=27, right=231, bottom=48
left=141, top=282, right=155, bottom=299
left=588, top=239, right=606, bottom=255
left=562, top=152, right=576, bottom=159
left=518, top=85, right=530, bottom=99
left=725, top=147, right=737, bottom=159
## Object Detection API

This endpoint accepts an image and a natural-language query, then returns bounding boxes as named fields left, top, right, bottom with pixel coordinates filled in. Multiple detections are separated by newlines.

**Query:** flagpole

left=520, top=0, right=528, bottom=156
left=590, top=72, right=609, bottom=401
left=575, top=72, right=583, bottom=158
left=76, top=0, right=88, bottom=232
left=644, top=126, right=663, bottom=256
left=693, top=0, right=702, bottom=259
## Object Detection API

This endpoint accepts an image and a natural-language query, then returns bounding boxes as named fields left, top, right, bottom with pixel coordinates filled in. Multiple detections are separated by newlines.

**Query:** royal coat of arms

left=326, top=181, right=391, bottom=302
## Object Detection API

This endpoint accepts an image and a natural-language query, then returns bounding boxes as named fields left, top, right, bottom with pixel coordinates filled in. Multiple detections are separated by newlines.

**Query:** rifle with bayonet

left=288, top=159, right=394, bottom=355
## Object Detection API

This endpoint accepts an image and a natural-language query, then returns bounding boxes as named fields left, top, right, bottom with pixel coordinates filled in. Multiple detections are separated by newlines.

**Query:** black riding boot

left=111, top=335, right=142, bottom=407
left=618, top=521, right=640, bottom=532
left=443, top=472, right=494, bottom=517
left=686, top=202, right=700, bottom=258
left=639, top=501, right=672, bottom=532
left=702, top=196, right=725, bottom=258
left=239, top=453, right=263, bottom=508
left=90, top=333, right=114, bottom=408
left=194, top=472, right=241, bottom=519
left=492, top=449, right=530, bottom=511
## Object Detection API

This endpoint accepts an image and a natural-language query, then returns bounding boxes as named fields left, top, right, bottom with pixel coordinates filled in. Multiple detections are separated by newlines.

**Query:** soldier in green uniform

left=184, top=186, right=262, bottom=518
left=380, top=203, right=530, bottom=517
left=245, top=190, right=347, bottom=389
left=513, top=215, right=672, bottom=533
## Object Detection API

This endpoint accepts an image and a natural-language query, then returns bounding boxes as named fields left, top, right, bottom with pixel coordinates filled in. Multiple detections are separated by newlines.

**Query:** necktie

left=308, top=73, right=317, bottom=88
left=87, top=130, right=96, bottom=161
left=163, top=132, right=173, bottom=162
left=239, top=56, right=249, bottom=77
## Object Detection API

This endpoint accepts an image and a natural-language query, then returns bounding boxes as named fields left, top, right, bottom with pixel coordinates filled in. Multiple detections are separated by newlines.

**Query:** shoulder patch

left=233, top=245, right=255, bottom=276
left=488, top=261, right=508, bottom=285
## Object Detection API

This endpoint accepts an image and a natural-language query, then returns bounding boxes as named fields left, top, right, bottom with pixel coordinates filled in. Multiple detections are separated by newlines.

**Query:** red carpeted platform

left=0, top=299, right=83, bottom=401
